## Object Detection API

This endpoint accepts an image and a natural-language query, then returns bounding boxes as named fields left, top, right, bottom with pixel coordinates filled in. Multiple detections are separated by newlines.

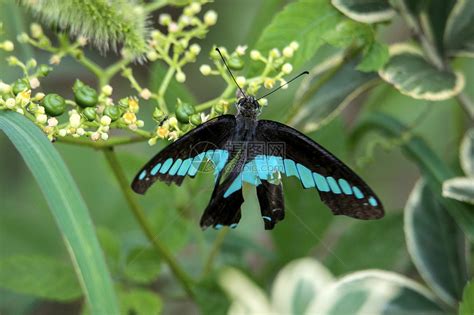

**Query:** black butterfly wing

left=131, top=115, right=236, bottom=194
left=256, top=180, right=284, bottom=230
left=199, top=162, right=245, bottom=230
left=255, top=119, right=384, bottom=220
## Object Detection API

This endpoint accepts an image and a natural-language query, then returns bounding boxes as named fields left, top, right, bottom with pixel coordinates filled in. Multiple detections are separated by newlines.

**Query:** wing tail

left=256, top=181, right=285, bottom=230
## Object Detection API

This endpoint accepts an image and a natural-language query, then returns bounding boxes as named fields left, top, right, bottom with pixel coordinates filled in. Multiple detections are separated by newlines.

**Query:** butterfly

left=131, top=49, right=384, bottom=230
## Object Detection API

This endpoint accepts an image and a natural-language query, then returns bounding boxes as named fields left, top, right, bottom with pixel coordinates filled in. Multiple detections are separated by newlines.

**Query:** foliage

left=0, top=0, right=473, bottom=314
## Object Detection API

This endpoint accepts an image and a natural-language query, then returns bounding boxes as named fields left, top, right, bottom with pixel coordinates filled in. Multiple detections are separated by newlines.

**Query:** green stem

left=157, top=67, right=175, bottom=113
left=102, top=59, right=132, bottom=86
left=455, top=92, right=474, bottom=120
left=102, top=149, right=196, bottom=299
left=143, top=0, right=168, bottom=13
left=74, top=53, right=104, bottom=79
left=201, top=228, right=229, bottom=278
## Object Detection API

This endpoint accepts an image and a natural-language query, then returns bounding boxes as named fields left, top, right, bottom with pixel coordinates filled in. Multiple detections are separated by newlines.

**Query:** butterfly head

left=236, top=95, right=261, bottom=119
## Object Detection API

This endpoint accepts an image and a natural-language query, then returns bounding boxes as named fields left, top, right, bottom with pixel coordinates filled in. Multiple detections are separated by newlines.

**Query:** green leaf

left=405, top=180, right=468, bottom=307
left=400, top=0, right=457, bottom=54
left=325, top=213, right=408, bottom=276
left=252, top=0, right=343, bottom=72
left=459, top=281, right=474, bottom=315
left=321, top=20, right=373, bottom=48
left=123, top=247, right=161, bottom=285
left=196, top=277, right=232, bottom=315
left=290, top=58, right=378, bottom=132
left=461, top=129, right=474, bottom=176
left=379, top=44, right=465, bottom=101
left=443, top=177, right=474, bottom=205
left=352, top=112, right=474, bottom=241
left=271, top=258, right=334, bottom=314
left=331, top=0, right=395, bottom=23
left=0, top=111, right=119, bottom=314
left=119, top=288, right=163, bottom=315
left=96, top=226, right=121, bottom=274
left=0, top=255, right=82, bottom=301
left=444, top=0, right=474, bottom=57
left=306, top=270, right=446, bottom=314
left=357, top=41, right=390, bottom=72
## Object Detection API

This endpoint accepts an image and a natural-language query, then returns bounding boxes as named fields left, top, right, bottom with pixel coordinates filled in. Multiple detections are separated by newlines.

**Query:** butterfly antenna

left=215, top=47, right=246, bottom=97
left=257, top=71, right=309, bottom=100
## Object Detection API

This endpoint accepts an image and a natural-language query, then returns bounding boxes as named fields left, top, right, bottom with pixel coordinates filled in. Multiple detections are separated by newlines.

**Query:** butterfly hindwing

left=255, top=119, right=384, bottom=220
left=131, top=115, right=236, bottom=194
left=256, top=180, right=284, bottom=230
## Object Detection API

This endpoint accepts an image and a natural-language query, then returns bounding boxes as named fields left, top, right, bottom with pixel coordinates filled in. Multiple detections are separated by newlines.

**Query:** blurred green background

left=0, top=0, right=473, bottom=314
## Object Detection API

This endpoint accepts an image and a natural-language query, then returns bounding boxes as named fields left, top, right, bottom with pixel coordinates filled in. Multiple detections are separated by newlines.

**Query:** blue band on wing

left=296, top=163, right=315, bottom=188
left=151, top=163, right=162, bottom=176
left=159, top=158, right=174, bottom=174
left=177, top=158, right=192, bottom=176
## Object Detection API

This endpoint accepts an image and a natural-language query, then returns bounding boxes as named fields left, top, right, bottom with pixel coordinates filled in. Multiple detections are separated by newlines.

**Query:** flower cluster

left=0, top=2, right=301, bottom=148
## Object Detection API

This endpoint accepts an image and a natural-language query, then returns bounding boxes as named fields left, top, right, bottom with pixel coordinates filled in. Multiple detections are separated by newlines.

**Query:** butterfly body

left=132, top=95, right=384, bottom=230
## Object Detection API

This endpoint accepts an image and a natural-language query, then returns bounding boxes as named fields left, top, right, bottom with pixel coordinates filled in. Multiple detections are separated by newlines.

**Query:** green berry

left=12, top=79, right=30, bottom=95
left=41, top=93, right=66, bottom=117
left=104, top=106, right=121, bottom=121
left=73, top=80, right=98, bottom=108
left=189, top=113, right=202, bottom=126
left=228, top=57, right=244, bottom=70
left=175, top=102, right=195, bottom=124
left=38, top=64, right=53, bottom=77
left=82, top=107, right=97, bottom=121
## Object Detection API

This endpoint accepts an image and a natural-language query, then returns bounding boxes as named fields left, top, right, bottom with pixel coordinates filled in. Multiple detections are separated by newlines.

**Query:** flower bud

left=270, top=48, right=281, bottom=58
left=236, top=76, right=246, bottom=87
left=100, top=115, right=112, bottom=126
left=159, top=14, right=172, bottom=26
left=200, top=64, right=212, bottom=76
left=101, top=133, right=109, bottom=140
left=30, top=23, right=43, bottom=38
left=282, top=63, right=293, bottom=74
left=250, top=50, right=261, bottom=60
left=69, top=113, right=81, bottom=128
left=6, top=98, right=16, bottom=109
left=0, top=40, right=14, bottom=51
left=204, top=10, right=218, bottom=26
left=236, top=45, right=247, bottom=56
left=175, top=71, right=186, bottom=83
left=36, top=114, right=47, bottom=124
left=190, top=43, right=201, bottom=55
left=101, top=85, right=113, bottom=96
left=264, top=78, right=275, bottom=89
left=283, top=46, right=294, bottom=58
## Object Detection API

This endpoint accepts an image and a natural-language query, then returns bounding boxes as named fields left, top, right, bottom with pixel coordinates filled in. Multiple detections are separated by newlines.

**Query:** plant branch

left=157, top=66, right=175, bottom=113
left=201, top=228, right=229, bottom=278
left=195, top=85, right=235, bottom=112
left=57, top=136, right=147, bottom=149
left=103, top=149, right=196, bottom=299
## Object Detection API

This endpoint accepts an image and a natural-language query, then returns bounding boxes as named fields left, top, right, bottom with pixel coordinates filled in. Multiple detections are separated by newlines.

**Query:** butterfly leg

left=256, top=180, right=285, bottom=230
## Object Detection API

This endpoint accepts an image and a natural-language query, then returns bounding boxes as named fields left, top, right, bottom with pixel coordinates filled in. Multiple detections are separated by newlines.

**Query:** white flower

left=236, top=76, right=246, bottom=87
left=0, top=82, right=11, bottom=93
left=168, top=116, right=178, bottom=128
left=236, top=45, right=248, bottom=56
left=204, top=10, right=218, bottom=26
left=58, top=129, right=67, bottom=137
left=270, top=48, right=281, bottom=58
left=69, top=113, right=81, bottom=128
left=200, top=64, right=212, bottom=76
left=76, top=127, right=85, bottom=136
left=168, top=22, right=179, bottom=33
left=100, top=115, right=112, bottom=126
left=47, top=117, right=58, bottom=127
left=101, top=85, right=113, bottom=96
left=1, top=40, right=14, bottom=52
left=5, top=98, right=15, bottom=109
left=91, top=132, right=100, bottom=141
left=159, top=14, right=171, bottom=25
left=168, top=131, right=179, bottom=141
left=140, top=88, right=152, bottom=100
left=190, top=43, right=201, bottom=55
left=250, top=50, right=262, bottom=60
left=282, top=63, right=293, bottom=74
left=283, top=46, right=294, bottom=58
left=200, top=112, right=210, bottom=123
left=30, top=23, right=43, bottom=38
left=36, top=114, right=47, bottom=124
left=175, top=71, right=186, bottom=83
left=101, top=132, right=109, bottom=140
left=29, top=77, right=40, bottom=89
left=189, top=2, right=201, bottom=14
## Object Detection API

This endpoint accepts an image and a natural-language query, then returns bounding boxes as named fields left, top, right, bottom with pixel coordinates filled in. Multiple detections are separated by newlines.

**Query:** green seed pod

left=118, top=97, right=129, bottom=110
left=41, top=93, right=66, bottom=117
left=12, top=79, right=30, bottom=95
left=214, top=102, right=225, bottom=114
left=228, top=57, right=244, bottom=70
left=73, top=80, right=98, bottom=108
left=104, top=106, right=122, bottom=121
left=175, top=102, right=196, bottom=124
left=82, top=107, right=97, bottom=121
left=189, top=113, right=202, bottom=126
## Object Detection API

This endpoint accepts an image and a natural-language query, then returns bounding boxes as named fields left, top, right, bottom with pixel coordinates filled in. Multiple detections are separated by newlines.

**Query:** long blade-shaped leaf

left=0, top=111, right=119, bottom=314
